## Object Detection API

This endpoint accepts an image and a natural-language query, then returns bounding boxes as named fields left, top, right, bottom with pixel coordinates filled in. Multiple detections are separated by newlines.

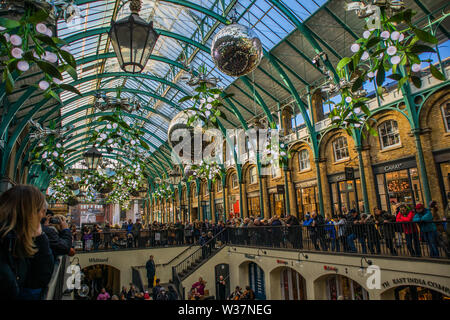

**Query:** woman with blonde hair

left=0, top=185, right=54, bottom=299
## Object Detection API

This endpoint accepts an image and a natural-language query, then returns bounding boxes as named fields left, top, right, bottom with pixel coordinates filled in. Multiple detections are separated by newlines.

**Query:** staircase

left=171, top=229, right=227, bottom=299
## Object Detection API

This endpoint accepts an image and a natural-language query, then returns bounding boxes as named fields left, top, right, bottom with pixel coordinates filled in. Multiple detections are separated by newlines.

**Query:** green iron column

left=283, top=166, right=291, bottom=217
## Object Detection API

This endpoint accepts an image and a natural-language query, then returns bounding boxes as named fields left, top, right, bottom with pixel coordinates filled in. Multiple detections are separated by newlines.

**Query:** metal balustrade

left=72, top=222, right=449, bottom=260
left=226, top=222, right=449, bottom=259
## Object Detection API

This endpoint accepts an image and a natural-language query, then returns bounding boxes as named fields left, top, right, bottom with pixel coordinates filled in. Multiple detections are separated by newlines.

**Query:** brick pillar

left=420, top=129, right=444, bottom=214
left=319, top=160, right=331, bottom=217
left=311, top=89, right=325, bottom=123
left=287, top=170, right=298, bottom=217
left=240, top=182, right=248, bottom=218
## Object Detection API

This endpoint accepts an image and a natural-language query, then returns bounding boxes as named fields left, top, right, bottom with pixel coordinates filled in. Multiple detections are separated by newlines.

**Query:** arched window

left=378, top=120, right=401, bottom=149
left=249, top=167, right=257, bottom=184
left=442, top=101, right=450, bottom=132
left=332, top=137, right=349, bottom=162
left=298, top=149, right=310, bottom=171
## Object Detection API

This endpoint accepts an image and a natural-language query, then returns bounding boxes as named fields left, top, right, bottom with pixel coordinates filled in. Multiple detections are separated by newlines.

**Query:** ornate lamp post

left=109, top=0, right=159, bottom=73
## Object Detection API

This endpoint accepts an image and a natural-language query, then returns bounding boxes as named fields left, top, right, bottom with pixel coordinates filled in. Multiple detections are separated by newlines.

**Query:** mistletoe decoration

left=0, top=7, right=81, bottom=99
left=30, top=120, right=76, bottom=174
left=178, top=66, right=231, bottom=128
left=329, top=6, right=447, bottom=134
left=89, top=108, right=150, bottom=152
left=48, top=175, right=73, bottom=203
left=187, top=159, right=224, bottom=183
left=152, top=182, right=173, bottom=200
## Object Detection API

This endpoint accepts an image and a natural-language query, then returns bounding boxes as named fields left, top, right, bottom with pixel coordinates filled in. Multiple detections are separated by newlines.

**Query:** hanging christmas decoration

left=328, top=5, right=447, bottom=135
left=211, top=18, right=262, bottom=77
left=0, top=6, right=81, bottom=96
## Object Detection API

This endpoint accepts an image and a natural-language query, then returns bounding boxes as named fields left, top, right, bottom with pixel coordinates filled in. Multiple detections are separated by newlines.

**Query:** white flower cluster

left=350, top=29, right=421, bottom=76
left=198, top=95, right=220, bottom=119
left=0, top=23, right=71, bottom=90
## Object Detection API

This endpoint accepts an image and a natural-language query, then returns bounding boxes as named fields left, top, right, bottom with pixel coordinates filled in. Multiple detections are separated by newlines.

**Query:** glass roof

left=55, top=0, right=326, bottom=169
left=32, top=0, right=446, bottom=174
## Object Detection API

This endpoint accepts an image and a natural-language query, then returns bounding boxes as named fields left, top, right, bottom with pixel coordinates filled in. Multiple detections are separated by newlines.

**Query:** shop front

left=201, top=200, right=211, bottom=221
left=280, top=267, right=306, bottom=300
left=295, top=179, right=318, bottom=219
left=247, top=191, right=260, bottom=218
left=328, top=169, right=363, bottom=215
left=248, top=262, right=266, bottom=300
left=228, top=195, right=240, bottom=219
left=325, top=275, right=369, bottom=300
left=269, top=186, right=286, bottom=218
left=394, top=286, right=449, bottom=300
left=434, top=148, right=450, bottom=208
left=373, top=157, right=423, bottom=214
left=214, top=199, right=224, bottom=222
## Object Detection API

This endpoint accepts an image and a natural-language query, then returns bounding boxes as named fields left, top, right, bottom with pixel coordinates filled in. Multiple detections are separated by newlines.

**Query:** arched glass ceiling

left=53, top=0, right=327, bottom=168
left=9, top=0, right=441, bottom=172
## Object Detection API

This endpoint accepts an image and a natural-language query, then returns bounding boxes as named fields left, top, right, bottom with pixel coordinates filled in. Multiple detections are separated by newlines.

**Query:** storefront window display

left=326, top=275, right=369, bottom=300
left=373, top=158, right=423, bottom=214
left=247, top=196, right=260, bottom=217
left=280, top=268, right=306, bottom=300
left=328, top=171, right=362, bottom=215
left=270, top=192, right=285, bottom=217
left=394, top=286, right=449, bottom=300
left=295, top=182, right=318, bottom=219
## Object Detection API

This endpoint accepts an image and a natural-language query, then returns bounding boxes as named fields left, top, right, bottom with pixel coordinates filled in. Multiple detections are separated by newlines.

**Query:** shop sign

left=328, top=170, right=360, bottom=183
left=345, top=167, right=354, bottom=180
left=295, top=179, right=317, bottom=189
left=276, top=259, right=288, bottom=265
left=89, top=258, right=109, bottom=263
left=276, top=185, right=285, bottom=194
left=381, top=277, right=450, bottom=296
left=373, top=157, right=417, bottom=174
left=244, top=254, right=256, bottom=260
left=324, top=265, right=338, bottom=272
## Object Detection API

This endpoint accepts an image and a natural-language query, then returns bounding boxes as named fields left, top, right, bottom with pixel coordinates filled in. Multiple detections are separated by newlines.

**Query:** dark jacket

left=374, top=212, right=396, bottom=239
left=42, top=225, right=72, bottom=257
left=0, top=231, right=54, bottom=299
left=145, top=259, right=156, bottom=276
left=152, top=284, right=162, bottom=300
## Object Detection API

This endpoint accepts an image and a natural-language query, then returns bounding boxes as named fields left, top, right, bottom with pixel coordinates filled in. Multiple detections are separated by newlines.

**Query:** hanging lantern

left=109, top=0, right=159, bottom=73
left=211, top=19, right=262, bottom=77
left=83, top=146, right=102, bottom=170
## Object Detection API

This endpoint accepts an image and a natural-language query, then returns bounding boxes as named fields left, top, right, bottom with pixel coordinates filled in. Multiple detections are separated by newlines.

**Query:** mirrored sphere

left=211, top=23, right=262, bottom=77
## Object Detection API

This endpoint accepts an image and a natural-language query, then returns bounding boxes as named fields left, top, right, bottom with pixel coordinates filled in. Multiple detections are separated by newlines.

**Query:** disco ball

left=211, top=22, right=263, bottom=77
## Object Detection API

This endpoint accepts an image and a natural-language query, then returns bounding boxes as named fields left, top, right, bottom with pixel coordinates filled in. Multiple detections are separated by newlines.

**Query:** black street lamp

left=109, top=0, right=159, bottom=73
left=83, top=146, right=102, bottom=170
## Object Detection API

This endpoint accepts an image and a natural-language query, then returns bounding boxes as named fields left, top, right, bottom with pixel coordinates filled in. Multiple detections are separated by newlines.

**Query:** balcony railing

left=72, top=222, right=449, bottom=260
left=226, top=222, right=449, bottom=259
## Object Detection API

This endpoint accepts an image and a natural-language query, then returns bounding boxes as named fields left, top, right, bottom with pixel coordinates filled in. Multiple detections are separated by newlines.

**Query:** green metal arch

left=64, top=147, right=162, bottom=176
left=64, top=130, right=170, bottom=172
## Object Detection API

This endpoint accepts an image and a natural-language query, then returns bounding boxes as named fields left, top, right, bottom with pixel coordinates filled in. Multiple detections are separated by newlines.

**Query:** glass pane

left=377, top=174, right=388, bottom=211
left=385, top=169, right=411, bottom=213
left=409, top=168, right=423, bottom=205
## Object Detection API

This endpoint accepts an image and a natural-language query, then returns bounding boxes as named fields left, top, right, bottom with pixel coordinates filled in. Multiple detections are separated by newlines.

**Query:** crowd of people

left=1, top=184, right=449, bottom=300
left=187, top=276, right=255, bottom=301
left=74, top=200, right=449, bottom=259
left=92, top=282, right=178, bottom=301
